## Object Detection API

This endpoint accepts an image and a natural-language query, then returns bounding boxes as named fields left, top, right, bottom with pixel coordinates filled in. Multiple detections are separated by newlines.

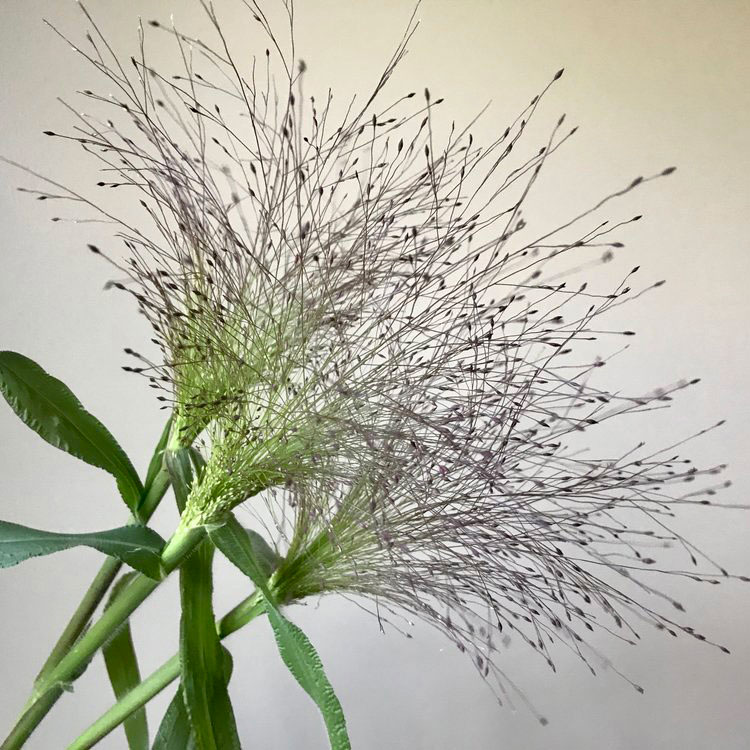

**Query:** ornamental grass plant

left=0, top=2, right=743, bottom=749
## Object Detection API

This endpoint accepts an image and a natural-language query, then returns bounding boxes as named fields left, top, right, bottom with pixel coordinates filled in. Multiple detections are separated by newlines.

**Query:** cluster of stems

left=2, top=425, right=268, bottom=749
left=1, top=1, right=739, bottom=746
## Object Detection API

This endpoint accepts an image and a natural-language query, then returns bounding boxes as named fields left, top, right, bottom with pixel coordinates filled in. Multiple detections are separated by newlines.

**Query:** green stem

left=33, top=467, right=171, bottom=686
left=218, top=589, right=266, bottom=638
left=1, top=524, right=204, bottom=750
left=33, top=557, right=121, bottom=688
left=66, top=590, right=266, bottom=750
left=138, top=463, right=172, bottom=521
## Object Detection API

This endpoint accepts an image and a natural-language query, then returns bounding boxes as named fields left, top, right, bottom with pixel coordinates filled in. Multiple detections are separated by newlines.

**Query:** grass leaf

left=211, top=516, right=350, bottom=750
left=0, top=351, right=143, bottom=512
left=179, top=541, right=241, bottom=750
left=0, top=520, right=166, bottom=579
left=151, top=688, right=193, bottom=750
left=267, top=610, right=351, bottom=750
left=143, top=417, right=173, bottom=493
left=103, top=573, right=149, bottom=750
left=174, top=457, right=241, bottom=750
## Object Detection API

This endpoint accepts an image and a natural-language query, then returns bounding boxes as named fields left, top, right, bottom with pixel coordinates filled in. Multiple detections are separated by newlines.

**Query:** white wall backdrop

left=0, top=1, right=748, bottom=748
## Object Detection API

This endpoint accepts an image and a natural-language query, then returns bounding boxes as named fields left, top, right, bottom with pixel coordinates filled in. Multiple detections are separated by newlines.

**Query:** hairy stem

left=66, top=590, right=266, bottom=750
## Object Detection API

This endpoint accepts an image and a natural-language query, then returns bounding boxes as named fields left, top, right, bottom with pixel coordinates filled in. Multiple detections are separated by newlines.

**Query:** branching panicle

left=16, top=0, right=739, bottom=719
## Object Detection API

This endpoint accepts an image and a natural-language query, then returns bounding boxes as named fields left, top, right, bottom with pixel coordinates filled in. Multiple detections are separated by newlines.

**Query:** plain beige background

left=1, top=1, right=748, bottom=748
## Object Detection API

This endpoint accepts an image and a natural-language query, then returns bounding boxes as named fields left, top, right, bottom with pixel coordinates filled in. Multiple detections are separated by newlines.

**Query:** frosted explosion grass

left=0, top=1, right=743, bottom=747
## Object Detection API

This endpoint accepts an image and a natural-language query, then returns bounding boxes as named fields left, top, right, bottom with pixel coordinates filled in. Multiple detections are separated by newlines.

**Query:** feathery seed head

left=18, top=0, right=740, bottom=717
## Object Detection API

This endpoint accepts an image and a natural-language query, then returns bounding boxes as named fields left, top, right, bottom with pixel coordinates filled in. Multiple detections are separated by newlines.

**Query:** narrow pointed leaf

left=245, top=529, right=281, bottom=579
left=174, top=460, right=241, bottom=750
left=179, top=542, right=241, bottom=750
left=103, top=573, right=149, bottom=750
left=267, top=610, right=351, bottom=750
left=152, top=689, right=193, bottom=750
left=211, top=516, right=350, bottom=750
left=151, top=644, right=234, bottom=750
left=209, top=516, right=274, bottom=596
left=143, top=417, right=173, bottom=493
left=0, top=351, right=143, bottom=511
left=66, top=623, right=98, bottom=685
left=0, top=520, right=166, bottom=579
left=165, top=448, right=193, bottom=514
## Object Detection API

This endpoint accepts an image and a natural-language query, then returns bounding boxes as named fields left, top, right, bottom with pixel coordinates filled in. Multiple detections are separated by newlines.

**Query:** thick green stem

left=33, top=557, right=122, bottom=688
left=8, top=421, right=175, bottom=745
left=69, top=656, right=179, bottom=750
left=218, top=589, right=266, bottom=638
left=137, top=464, right=172, bottom=521
left=33, top=467, right=171, bottom=686
left=66, top=590, right=266, bottom=750
left=1, top=524, right=204, bottom=750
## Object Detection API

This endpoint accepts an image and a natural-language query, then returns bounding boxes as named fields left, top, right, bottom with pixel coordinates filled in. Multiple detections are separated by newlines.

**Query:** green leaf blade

left=152, top=689, right=194, bottom=750
left=143, top=417, right=173, bottom=493
left=179, top=541, right=241, bottom=750
left=209, top=517, right=276, bottom=596
left=267, top=611, right=351, bottom=750
left=0, top=351, right=143, bottom=512
left=103, top=573, right=149, bottom=750
left=211, top=516, right=349, bottom=750
left=165, top=448, right=194, bottom=514
left=0, top=520, right=166, bottom=579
